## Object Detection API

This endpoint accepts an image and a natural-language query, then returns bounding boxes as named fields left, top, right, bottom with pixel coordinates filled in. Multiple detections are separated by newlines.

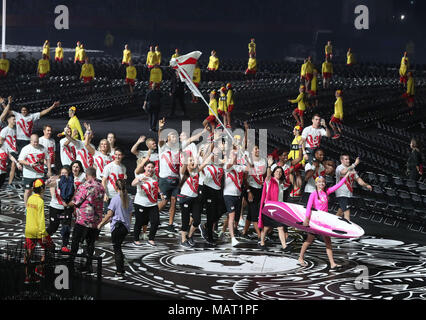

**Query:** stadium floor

left=1, top=180, right=426, bottom=300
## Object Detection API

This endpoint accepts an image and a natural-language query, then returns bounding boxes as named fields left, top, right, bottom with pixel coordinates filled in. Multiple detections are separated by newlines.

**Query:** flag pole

left=174, top=62, right=234, bottom=143
left=1, top=0, right=6, bottom=52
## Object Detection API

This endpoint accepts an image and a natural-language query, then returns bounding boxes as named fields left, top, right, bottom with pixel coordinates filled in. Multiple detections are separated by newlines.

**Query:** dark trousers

left=179, top=196, right=201, bottom=232
left=70, top=223, right=99, bottom=268
left=204, top=185, right=225, bottom=242
left=247, top=187, right=263, bottom=222
left=46, top=206, right=72, bottom=247
left=171, top=93, right=186, bottom=115
left=133, top=204, right=160, bottom=241
left=111, top=222, right=128, bottom=274
left=149, top=111, right=159, bottom=131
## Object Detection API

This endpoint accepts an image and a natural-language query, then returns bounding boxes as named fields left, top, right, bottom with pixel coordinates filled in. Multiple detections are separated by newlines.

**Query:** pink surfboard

left=262, top=201, right=364, bottom=239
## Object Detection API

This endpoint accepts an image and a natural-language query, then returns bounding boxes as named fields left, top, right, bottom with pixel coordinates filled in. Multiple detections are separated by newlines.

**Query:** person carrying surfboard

left=298, top=169, right=353, bottom=270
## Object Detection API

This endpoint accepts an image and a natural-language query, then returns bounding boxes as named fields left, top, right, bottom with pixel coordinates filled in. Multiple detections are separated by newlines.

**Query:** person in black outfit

left=143, top=82, right=162, bottom=132
left=407, top=138, right=423, bottom=180
left=169, top=71, right=187, bottom=117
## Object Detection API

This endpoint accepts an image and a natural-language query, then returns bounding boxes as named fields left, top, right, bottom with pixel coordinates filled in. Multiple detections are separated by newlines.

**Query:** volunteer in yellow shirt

left=149, top=64, right=162, bottom=88
left=77, top=44, right=86, bottom=64
left=288, top=125, right=305, bottom=197
left=171, top=48, right=180, bottom=60
left=300, top=59, right=307, bottom=81
left=37, top=54, right=50, bottom=78
left=404, top=71, right=415, bottom=107
left=203, top=90, right=219, bottom=131
left=63, top=106, right=84, bottom=140
left=207, top=50, right=219, bottom=71
left=42, top=40, right=50, bottom=59
left=289, top=86, right=306, bottom=128
left=399, top=52, right=409, bottom=84
left=218, top=87, right=229, bottom=128
left=245, top=53, right=257, bottom=75
left=122, top=44, right=132, bottom=65
left=226, top=83, right=234, bottom=126
left=80, top=57, right=95, bottom=83
left=146, top=46, right=155, bottom=68
left=325, top=41, right=332, bottom=60
left=24, top=179, right=53, bottom=283
left=309, top=69, right=319, bottom=107
left=248, top=38, right=256, bottom=56
left=329, top=90, right=343, bottom=139
left=74, top=41, right=81, bottom=63
left=0, top=52, right=10, bottom=77
left=55, top=42, right=64, bottom=62
left=154, top=45, right=162, bottom=66
left=125, top=60, right=137, bottom=93
left=322, top=58, right=333, bottom=89
left=347, top=48, right=354, bottom=66
left=304, top=56, right=314, bottom=89
left=191, top=63, right=201, bottom=103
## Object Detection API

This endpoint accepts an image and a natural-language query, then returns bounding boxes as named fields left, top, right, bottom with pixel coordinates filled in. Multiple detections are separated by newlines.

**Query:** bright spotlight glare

left=400, top=14, right=405, bottom=20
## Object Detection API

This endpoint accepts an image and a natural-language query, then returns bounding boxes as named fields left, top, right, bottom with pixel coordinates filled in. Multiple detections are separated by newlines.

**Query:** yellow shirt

left=42, top=44, right=50, bottom=58
left=193, top=67, right=201, bottom=83
left=80, top=63, right=95, bottom=78
left=407, top=77, right=415, bottom=96
left=75, top=46, right=80, bottom=61
left=0, top=59, right=9, bottom=73
left=290, top=93, right=306, bottom=111
left=171, top=53, right=180, bottom=60
left=347, top=52, right=354, bottom=65
left=248, top=42, right=256, bottom=53
left=126, top=66, right=137, bottom=80
left=334, top=97, right=343, bottom=119
left=300, top=63, right=307, bottom=77
left=227, top=89, right=234, bottom=106
left=122, top=49, right=132, bottom=64
left=288, top=135, right=303, bottom=161
left=146, top=51, right=155, bottom=66
left=400, top=57, right=409, bottom=77
left=322, top=61, right=333, bottom=74
left=77, top=47, right=86, bottom=62
left=305, top=61, right=314, bottom=74
left=209, top=99, right=218, bottom=116
left=325, top=44, right=332, bottom=54
left=311, top=73, right=318, bottom=92
left=208, top=56, right=219, bottom=70
left=55, top=47, right=64, bottom=60
left=38, top=59, right=50, bottom=74
left=149, top=68, right=162, bottom=83
left=154, top=51, right=162, bottom=65
left=218, top=93, right=228, bottom=112
left=248, top=57, right=257, bottom=70
left=68, top=115, right=84, bottom=140
left=25, top=194, right=48, bottom=239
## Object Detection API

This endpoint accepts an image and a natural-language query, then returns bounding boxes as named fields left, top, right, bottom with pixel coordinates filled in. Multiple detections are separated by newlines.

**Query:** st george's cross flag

left=170, top=51, right=203, bottom=98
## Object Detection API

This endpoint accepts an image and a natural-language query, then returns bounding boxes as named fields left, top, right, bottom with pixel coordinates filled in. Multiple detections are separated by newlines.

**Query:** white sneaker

left=238, top=218, right=245, bottom=227
left=142, top=233, right=148, bottom=241
left=231, top=237, right=240, bottom=247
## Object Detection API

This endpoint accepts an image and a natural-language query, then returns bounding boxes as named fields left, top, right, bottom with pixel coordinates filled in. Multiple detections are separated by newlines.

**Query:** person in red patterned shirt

left=68, top=167, right=105, bottom=273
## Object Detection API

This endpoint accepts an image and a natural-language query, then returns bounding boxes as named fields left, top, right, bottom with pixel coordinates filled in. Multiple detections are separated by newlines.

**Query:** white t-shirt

left=72, top=140, right=94, bottom=171
left=304, top=162, right=326, bottom=193
left=138, top=150, right=159, bottom=177
left=223, top=165, right=245, bottom=196
left=301, top=126, right=327, bottom=149
left=198, top=156, right=205, bottom=186
left=39, top=136, right=56, bottom=168
left=12, top=111, right=40, bottom=141
left=247, top=157, right=267, bottom=189
left=0, top=126, right=17, bottom=153
left=74, top=173, right=86, bottom=190
left=0, top=145, right=9, bottom=174
left=180, top=141, right=198, bottom=166
left=50, top=179, right=65, bottom=210
left=102, top=161, right=127, bottom=198
left=159, top=143, right=180, bottom=178
left=93, top=151, right=112, bottom=180
left=134, top=173, right=159, bottom=207
left=203, top=164, right=224, bottom=190
left=59, top=138, right=76, bottom=166
left=180, top=170, right=199, bottom=198
left=18, top=144, right=48, bottom=179
left=335, top=164, right=359, bottom=198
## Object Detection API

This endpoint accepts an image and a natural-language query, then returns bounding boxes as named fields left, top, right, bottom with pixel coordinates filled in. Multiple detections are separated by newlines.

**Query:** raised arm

left=131, top=136, right=146, bottom=156
left=83, top=123, right=96, bottom=155
left=40, top=101, right=60, bottom=117
left=158, top=118, right=166, bottom=147
left=0, top=97, right=11, bottom=122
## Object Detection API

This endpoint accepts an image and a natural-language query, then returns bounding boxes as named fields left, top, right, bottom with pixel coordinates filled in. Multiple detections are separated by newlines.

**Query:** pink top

left=258, top=177, right=281, bottom=229
left=306, top=177, right=346, bottom=219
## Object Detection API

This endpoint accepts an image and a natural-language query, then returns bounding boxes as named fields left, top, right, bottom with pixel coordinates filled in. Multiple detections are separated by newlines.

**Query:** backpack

left=59, top=175, right=75, bottom=203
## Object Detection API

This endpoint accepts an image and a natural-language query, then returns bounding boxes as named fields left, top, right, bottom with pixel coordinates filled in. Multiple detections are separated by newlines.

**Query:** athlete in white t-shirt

left=132, top=160, right=160, bottom=246
left=335, top=155, right=372, bottom=220
left=301, top=114, right=331, bottom=163
left=63, top=125, right=94, bottom=171
left=102, top=148, right=127, bottom=200
left=0, top=143, right=21, bottom=190
left=18, top=134, right=51, bottom=204
left=0, top=113, right=19, bottom=187
left=38, top=125, right=56, bottom=173
left=131, top=136, right=159, bottom=178
left=59, top=126, right=76, bottom=166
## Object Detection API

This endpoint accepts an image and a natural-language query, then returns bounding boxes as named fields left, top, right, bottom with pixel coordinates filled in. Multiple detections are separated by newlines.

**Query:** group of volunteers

left=1, top=38, right=397, bottom=283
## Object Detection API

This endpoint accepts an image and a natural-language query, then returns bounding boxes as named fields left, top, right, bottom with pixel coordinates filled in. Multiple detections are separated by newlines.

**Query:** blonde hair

left=98, top=139, right=111, bottom=154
